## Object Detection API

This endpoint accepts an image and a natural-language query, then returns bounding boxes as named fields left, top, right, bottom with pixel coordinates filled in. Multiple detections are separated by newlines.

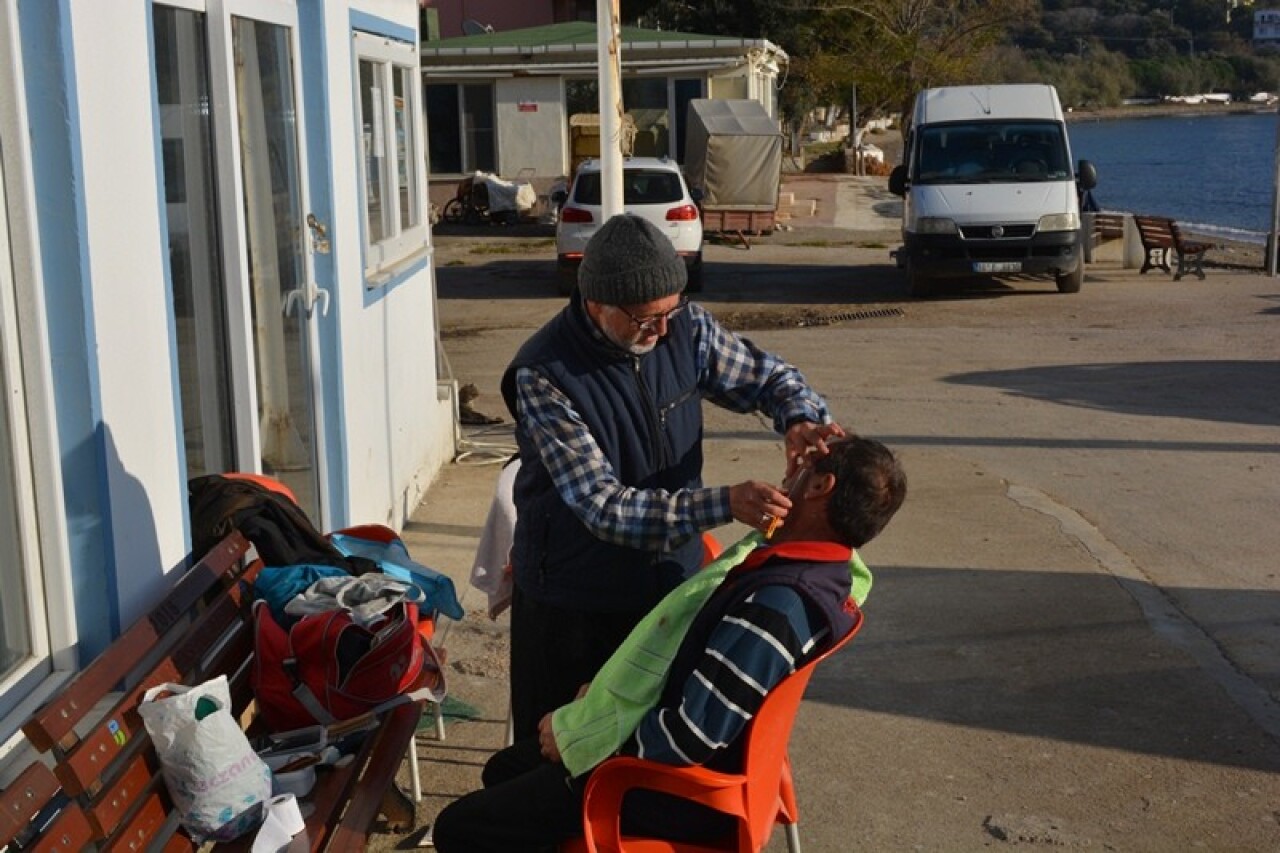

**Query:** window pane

left=426, top=84, right=462, bottom=174
left=622, top=77, right=669, bottom=158
left=0, top=341, right=31, bottom=681
left=462, top=84, right=495, bottom=173
left=673, top=78, right=702, bottom=164
left=360, top=59, right=387, bottom=243
left=394, top=67, right=418, bottom=230
left=153, top=5, right=236, bottom=478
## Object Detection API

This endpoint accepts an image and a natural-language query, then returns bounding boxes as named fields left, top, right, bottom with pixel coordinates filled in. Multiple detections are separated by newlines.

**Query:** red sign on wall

left=517, top=101, right=538, bottom=112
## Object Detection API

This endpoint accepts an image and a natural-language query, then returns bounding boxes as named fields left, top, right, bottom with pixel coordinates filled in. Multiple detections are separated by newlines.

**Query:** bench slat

left=327, top=702, right=423, bottom=848
left=23, top=534, right=252, bottom=751
left=0, top=762, right=62, bottom=845
left=27, top=799, right=94, bottom=853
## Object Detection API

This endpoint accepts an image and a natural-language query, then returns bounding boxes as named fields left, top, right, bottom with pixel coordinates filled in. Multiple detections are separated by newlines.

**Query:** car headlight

left=915, top=217, right=958, bottom=235
left=1037, top=212, right=1080, bottom=232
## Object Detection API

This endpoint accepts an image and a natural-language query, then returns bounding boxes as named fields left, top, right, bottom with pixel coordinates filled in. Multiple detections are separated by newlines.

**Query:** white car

left=553, top=157, right=704, bottom=295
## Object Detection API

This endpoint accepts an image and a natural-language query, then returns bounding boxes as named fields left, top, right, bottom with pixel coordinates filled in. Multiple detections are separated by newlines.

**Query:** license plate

left=973, top=261, right=1022, bottom=273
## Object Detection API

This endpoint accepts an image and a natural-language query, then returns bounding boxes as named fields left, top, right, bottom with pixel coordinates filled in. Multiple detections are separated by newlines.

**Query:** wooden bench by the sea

left=1133, top=214, right=1211, bottom=280
left=1084, top=211, right=1126, bottom=263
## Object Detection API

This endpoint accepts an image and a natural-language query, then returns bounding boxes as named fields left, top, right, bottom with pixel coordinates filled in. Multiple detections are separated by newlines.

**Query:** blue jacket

left=501, top=295, right=704, bottom=612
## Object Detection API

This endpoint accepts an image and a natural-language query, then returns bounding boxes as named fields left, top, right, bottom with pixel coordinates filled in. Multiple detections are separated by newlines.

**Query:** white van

left=888, top=84, right=1097, bottom=296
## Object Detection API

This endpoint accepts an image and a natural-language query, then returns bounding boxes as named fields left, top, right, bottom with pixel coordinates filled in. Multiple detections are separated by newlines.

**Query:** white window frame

left=353, top=30, right=428, bottom=278
left=0, top=0, right=77, bottom=754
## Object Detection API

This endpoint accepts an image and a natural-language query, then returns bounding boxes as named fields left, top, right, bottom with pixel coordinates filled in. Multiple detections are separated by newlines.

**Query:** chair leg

left=407, top=736, right=423, bottom=802
left=434, top=701, right=447, bottom=741
left=785, top=821, right=802, bottom=853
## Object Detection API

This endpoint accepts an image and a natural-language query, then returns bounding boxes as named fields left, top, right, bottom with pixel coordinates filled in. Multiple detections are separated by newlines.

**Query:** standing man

left=500, top=214, right=844, bottom=738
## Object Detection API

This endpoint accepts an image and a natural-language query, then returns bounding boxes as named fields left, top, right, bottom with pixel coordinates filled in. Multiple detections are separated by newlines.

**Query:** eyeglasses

left=615, top=297, right=690, bottom=334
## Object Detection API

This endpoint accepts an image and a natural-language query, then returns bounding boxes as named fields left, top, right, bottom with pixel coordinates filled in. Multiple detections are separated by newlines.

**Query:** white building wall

left=496, top=77, right=567, bottom=177
left=67, top=0, right=188, bottom=627
left=336, top=1, right=455, bottom=529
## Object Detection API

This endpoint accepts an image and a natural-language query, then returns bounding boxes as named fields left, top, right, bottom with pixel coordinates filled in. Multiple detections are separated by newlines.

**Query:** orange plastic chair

left=699, top=532, right=723, bottom=566
left=221, top=471, right=298, bottom=503
left=562, top=611, right=862, bottom=853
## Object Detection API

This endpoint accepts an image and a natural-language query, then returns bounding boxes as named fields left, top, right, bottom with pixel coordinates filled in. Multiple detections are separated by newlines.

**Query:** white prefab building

left=419, top=22, right=788, bottom=191
left=0, top=0, right=453, bottom=751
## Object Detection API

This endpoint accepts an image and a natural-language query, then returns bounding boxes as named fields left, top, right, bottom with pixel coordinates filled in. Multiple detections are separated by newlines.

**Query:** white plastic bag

left=137, top=675, right=272, bottom=841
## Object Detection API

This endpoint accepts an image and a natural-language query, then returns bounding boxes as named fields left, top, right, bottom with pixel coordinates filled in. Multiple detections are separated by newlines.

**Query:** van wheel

left=1055, top=264, right=1083, bottom=293
left=906, top=263, right=934, bottom=298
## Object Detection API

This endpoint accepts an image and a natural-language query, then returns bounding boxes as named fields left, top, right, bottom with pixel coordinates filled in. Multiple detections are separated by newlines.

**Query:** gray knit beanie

left=577, top=214, right=687, bottom=305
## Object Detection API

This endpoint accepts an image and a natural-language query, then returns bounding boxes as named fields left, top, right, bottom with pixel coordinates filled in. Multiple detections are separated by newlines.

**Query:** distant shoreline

left=1066, top=102, right=1275, bottom=123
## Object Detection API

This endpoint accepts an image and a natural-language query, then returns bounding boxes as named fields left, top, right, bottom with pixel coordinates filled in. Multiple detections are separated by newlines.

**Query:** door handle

left=282, top=285, right=331, bottom=317
left=283, top=288, right=306, bottom=316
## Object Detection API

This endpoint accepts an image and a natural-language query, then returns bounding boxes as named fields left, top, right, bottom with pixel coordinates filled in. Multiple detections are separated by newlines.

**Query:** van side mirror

left=888, top=165, right=908, bottom=197
left=1076, top=159, right=1097, bottom=191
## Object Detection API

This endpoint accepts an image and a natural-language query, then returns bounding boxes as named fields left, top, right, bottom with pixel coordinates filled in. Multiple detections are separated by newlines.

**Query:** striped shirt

left=514, top=302, right=830, bottom=551
left=632, top=584, right=827, bottom=766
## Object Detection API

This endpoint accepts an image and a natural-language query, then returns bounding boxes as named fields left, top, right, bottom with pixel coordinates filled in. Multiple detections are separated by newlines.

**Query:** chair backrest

left=570, top=608, right=863, bottom=853
left=734, top=611, right=862, bottom=849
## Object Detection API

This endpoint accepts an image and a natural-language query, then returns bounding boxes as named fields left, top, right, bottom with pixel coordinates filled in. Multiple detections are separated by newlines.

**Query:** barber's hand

left=537, top=713, right=562, bottom=763
left=784, top=421, right=847, bottom=480
left=729, top=480, right=792, bottom=534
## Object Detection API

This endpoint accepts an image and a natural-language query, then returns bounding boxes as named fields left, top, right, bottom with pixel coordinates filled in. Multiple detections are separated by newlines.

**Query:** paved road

left=381, top=191, right=1280, bottom=851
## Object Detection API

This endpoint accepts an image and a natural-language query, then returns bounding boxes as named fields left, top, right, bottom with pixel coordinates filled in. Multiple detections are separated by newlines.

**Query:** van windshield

left=913, top=121, right=1071, bottom=184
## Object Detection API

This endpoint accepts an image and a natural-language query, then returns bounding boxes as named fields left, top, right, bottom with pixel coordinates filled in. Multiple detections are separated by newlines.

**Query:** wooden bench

left=1083, top=211, right=1126, bottom=263
left=1133, top=215, right=1211, bottom=280
left=0, top=531, right=423, bottom=852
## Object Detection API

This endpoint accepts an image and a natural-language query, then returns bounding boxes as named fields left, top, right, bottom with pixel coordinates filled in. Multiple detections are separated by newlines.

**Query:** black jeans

left=432, top=738, right=581, bottom=853
left=508, top=586, right=644, bottom=740
left=431, top=738, right=736, bottom=852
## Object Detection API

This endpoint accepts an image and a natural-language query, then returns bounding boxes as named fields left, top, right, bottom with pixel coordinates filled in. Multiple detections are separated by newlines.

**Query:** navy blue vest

left=500, top=296, right=704, bottom=612
left=657, top=557, right=859, bottom=771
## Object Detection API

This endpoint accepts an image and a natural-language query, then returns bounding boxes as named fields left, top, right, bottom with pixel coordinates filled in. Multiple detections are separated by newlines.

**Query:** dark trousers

left=431, top=738, right=735, bottom=853
left=431, top=738, right=581, bottom=853
left=509, top=585, right=644, bottom=740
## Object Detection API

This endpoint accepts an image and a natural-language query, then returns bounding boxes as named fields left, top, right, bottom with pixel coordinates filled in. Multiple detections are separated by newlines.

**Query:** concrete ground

left=370, top=176, right=1280, bottom=851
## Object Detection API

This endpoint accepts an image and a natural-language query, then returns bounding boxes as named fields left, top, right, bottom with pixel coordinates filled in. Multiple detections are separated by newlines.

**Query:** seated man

left=431, top=436, right=907, bottom=852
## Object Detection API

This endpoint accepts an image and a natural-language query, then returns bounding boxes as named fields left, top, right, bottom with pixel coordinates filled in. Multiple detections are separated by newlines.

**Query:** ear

left=804, top=471, right=836, bottom=500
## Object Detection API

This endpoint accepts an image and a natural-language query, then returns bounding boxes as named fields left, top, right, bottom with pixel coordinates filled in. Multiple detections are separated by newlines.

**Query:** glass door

left=210, top=0, right=328, bottom=524
left=153, top=5, right=236, bottom=480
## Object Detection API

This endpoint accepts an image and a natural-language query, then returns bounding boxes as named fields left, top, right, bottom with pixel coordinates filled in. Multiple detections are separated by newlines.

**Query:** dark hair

left=813, top=437, right=907, bottom=547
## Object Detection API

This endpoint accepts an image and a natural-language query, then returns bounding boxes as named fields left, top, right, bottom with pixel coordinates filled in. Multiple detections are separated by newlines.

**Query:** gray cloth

left=284, top=574, right=424, bottom=628
left=577, top=214, right=687, bottom=305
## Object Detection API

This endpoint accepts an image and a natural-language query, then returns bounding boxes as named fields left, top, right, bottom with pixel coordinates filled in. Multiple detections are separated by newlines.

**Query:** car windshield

left=572, top=169, right=685, bottom=205
left=913, top=121, right=1071, bottom=184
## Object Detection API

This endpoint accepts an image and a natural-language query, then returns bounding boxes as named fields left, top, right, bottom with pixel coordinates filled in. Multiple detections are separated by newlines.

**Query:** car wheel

left=906, top=262, right=934, bottom=298
left=442, top=198, right=464, bottom=224
left=1055, top=264, right=1083, bottom=293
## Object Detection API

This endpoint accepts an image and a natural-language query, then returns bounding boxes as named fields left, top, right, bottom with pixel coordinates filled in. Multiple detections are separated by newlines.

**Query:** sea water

left=1068, top=110, right=1280, bottom=244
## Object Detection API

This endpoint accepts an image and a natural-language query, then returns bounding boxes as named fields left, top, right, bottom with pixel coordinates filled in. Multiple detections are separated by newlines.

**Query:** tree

left=810, top=0, right=1036, bottom=124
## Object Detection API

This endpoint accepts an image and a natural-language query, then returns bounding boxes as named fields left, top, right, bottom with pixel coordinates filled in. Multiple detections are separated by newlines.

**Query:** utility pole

left=596, top=0, right=624, bottom=219
left=1269, top=110, right=1280, bottom=276
left=851, top=84, right=860, bottom=176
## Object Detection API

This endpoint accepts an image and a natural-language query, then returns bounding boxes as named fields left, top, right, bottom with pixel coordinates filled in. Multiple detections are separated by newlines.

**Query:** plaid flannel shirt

left=514, top=302, right=830, bottom=551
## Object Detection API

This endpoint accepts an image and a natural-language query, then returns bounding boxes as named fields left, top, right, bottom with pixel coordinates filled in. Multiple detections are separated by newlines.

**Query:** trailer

left=683, top=99, right=782, bottom=241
